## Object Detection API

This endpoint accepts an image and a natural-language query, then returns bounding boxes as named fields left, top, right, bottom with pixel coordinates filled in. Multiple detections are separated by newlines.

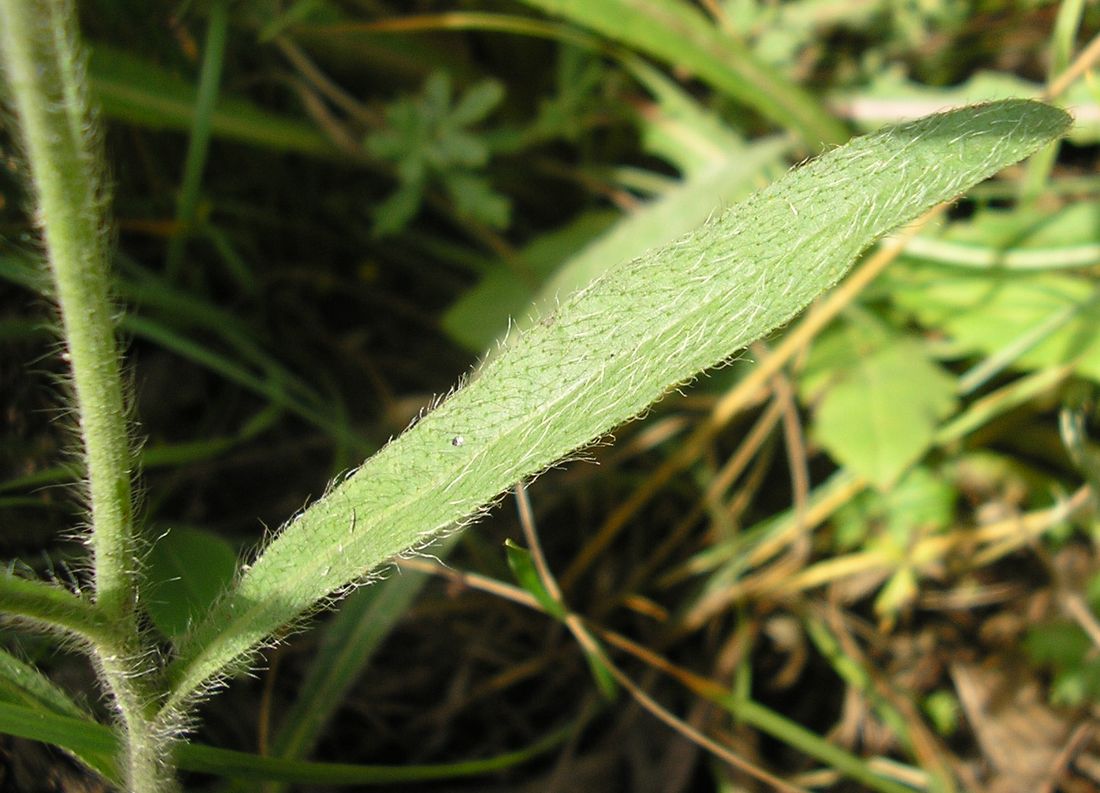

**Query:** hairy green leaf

left=166, top=100, right=1070, bottom=713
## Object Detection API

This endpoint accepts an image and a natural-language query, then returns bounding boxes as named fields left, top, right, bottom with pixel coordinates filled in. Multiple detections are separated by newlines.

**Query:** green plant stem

left=0, top=2, right=167, bottom=790
left=0, top=0, right=134, bottom=626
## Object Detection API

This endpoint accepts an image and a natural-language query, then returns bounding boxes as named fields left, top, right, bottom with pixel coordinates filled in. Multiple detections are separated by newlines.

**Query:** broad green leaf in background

left=444, top=58, right=790, bottom=353
left=531, top=136, right=790, bottom=314
left=442, top=211, right=618, bottom=353
left=444, top=139, right=789, bottom=352
left=143, top=527, right=238, bottom=640
left=890, top=267, right=1100, bottom=384
left=802, top=324, right=957, bottom=488
left=159, top=100, right=1068, bottom=716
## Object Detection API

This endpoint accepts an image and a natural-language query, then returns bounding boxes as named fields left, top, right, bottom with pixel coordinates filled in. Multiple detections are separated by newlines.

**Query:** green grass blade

left=165, top=0, right=231, bottom=279
left=0, top=648, right=89, bottom=721
left=180, top=725, right=571, bottom=783
left=88, top=44, right=338, bottom=158
left=1017, top=0, right=1084, bottom=204
left=726, top=698, right=918, bottom=793
left=121, top=314, right=366, bottom=450
left=0, top=703, right=120, bottom=784
left=263, top=537, right=459, bottom=786
left=517, top=0, right=848, bottom=147
left=0, top=651, right=119, bottom=782
left=0, top=700, right=569, bottom=786
left=165, top=100, right=1070, bottom=713
left=0, top=408, right=278, bottom=496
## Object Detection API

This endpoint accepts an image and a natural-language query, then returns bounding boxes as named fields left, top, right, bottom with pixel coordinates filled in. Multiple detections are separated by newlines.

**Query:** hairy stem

left=0, top=1, right=168, bottom=790
left=0, top=0, right=134, bottom=622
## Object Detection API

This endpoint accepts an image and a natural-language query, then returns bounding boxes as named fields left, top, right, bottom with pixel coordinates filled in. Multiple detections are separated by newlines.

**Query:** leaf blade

left=167, top=100, right=1071, bottom=713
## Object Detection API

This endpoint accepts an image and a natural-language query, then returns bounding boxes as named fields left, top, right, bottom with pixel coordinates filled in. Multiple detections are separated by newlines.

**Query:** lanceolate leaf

left=165, top=100, right=1070, bottom=713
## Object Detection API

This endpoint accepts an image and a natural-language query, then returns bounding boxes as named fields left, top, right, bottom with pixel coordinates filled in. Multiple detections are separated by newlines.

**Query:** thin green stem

left=0, top=2, right=170, bottom=791
left=0, top=0, right=135, bottom=623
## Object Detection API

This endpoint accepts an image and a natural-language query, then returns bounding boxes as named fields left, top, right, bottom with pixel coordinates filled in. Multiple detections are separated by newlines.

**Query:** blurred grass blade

left=900, top=235, right=1100, bottom=270
left=0, top=651, right=120, bottom=781
left=1017, top=0, right=1084, bottom=204
left=0, top=408, right=278, bottom=495
left=166, top=100, right=1070, bottom=714
left=165, top=0, right=231, bottom=278
left=831, top=70, right=1100, bottom=144
left=623, top=55, right=751, bottom=176
left=0, top=248, right=361, bottom=449
left=725, top=698, right=917, bottom=793
left=121, top=314, right=365, bottom=450
left=179, top=724, right=572, bottom=784
left=0, top=702, right=120, bottom=783
left=516, top=0, right=848, bottom=147
left=89, top=44, right=337, bottom=158
left=0, top=700, right=569, bottom=785
left=265, top=535, right=460, bottom=782
left=0, top=649, right=89, bottom=721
